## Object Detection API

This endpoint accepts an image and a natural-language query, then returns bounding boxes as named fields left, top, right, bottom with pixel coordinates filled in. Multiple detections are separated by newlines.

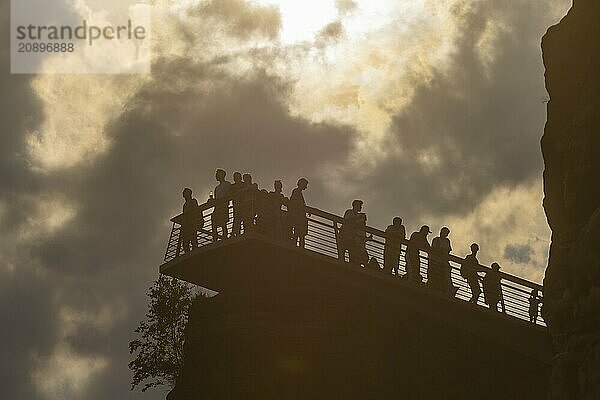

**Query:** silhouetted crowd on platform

left=179, top=169, right=543, bottom=323
left=181, top=169, right=309, bottom=248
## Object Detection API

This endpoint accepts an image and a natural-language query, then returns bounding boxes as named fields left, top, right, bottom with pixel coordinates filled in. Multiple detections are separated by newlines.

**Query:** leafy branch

left=129, top=275, right=195, bottom=392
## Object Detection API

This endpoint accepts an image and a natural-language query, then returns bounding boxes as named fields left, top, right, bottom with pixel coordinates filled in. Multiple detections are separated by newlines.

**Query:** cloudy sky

left=0, top=0, right=571, bottom=399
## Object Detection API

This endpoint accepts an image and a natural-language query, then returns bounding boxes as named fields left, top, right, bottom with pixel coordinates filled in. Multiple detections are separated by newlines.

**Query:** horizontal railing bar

left=305, top=240, right=338, bottom=253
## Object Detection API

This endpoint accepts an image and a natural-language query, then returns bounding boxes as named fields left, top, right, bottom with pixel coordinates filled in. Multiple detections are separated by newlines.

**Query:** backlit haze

left=0, top=0, right=571, bottom=399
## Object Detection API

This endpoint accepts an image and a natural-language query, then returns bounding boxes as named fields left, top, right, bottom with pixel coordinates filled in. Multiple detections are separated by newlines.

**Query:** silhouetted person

left=181, top=188, right=199, bottom=253
left=265, top=180, right=287, bottom=239
left=461, top=243, right=482, bottom=304
left=230, top=172, right=244, bottom=236
left=384, top=217, right=405, bottom=274
left=211, top=169, right=231, bottom=241
left=354, top=211, right=370, bottom=266
left=240, top=173, right=258, bottom=233
left=429, top=227, right=457, bottom=296
left=483, top=262, right=504, bottom=312
left=339, top=200, right=365, bottom=265
left=288, top=178, right=309, bottom=247
left=529, top=289, right=543, bottom=323
left=405, top=225, right=431, bottom=284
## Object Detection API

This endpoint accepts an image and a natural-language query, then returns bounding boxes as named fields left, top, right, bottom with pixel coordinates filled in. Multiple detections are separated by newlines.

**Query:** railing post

left=174, top=222, right=182, bottom=258
left=162, top=221, right=182, bottom=262
left=332, top=220, right=341, bottom=259
left=500, top=280, right=506, bottom=313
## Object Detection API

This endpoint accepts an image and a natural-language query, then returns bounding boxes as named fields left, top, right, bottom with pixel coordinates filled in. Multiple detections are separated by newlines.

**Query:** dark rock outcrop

left=541, top=1, right=600, bottom=398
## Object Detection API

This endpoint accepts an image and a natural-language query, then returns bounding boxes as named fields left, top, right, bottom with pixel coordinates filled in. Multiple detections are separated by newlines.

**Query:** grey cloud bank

left=0, top=0, right=570, bottom=399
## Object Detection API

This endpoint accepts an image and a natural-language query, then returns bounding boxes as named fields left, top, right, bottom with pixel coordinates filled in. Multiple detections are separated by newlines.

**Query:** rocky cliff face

left=541, top=0, right=600, bottom=398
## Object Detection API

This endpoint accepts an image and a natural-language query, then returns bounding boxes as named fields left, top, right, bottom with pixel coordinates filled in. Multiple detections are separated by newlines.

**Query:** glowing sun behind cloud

left=256, top=0, right=339, bottom=44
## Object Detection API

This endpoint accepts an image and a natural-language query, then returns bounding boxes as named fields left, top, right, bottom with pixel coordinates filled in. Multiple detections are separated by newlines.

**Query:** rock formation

left=541, top=1, right=600, bottom=398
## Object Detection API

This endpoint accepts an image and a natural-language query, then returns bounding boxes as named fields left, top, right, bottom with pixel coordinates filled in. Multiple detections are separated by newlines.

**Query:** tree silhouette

left=129, top=275, right=194, bottom=392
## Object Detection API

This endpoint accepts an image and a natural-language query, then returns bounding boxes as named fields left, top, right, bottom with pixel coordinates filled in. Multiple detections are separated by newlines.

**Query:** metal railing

left=162, top=196, right=545, bottom=327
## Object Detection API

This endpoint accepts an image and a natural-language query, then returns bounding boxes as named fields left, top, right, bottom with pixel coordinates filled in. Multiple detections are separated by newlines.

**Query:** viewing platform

left=160, top=198, right=546, bottom=327
left=161, top=198, right=552, bottom=399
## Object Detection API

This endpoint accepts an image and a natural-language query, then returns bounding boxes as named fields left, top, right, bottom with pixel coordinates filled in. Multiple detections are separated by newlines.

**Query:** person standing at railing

left=240, top=173, right=259, bottom=234
left=461, top=243, right=482, bottom=304
left=355, top=211, right=371, bottom=267
left=429, top=227, right=457, bottom=296
left=181, top=187, right=199, bottom=253
left=405, top=225, right=431, bottom=284
left=529, top=289, right=543, bottom=323
left=288, top=178, right=309, bottom=248
left=339, top=200, right=364, bottom=264
left=230, top=172, right=244, bottom=236
left=384, top=217, right=405, bottom=274
left=211, top=169, right=231, bottom=241
left=483, top=262, right=504, bottom=312
left=265, top=180, right=288, bottom=239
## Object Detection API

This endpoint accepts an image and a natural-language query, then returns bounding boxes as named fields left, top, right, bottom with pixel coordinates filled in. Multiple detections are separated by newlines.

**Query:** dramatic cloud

left=194, top=0, right=282, bottom=40
left=0, top=0, right=572, bottom=399
left=504, top=243, right=534, bottom=265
